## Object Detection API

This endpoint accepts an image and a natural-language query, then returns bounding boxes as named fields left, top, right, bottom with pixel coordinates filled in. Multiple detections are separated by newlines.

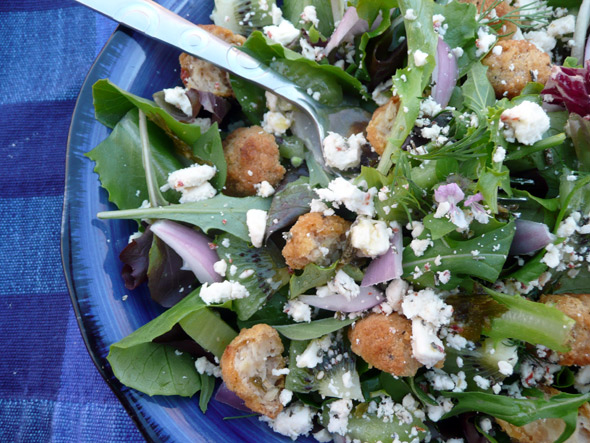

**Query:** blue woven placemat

left=0, top=1, right=144, bottom=441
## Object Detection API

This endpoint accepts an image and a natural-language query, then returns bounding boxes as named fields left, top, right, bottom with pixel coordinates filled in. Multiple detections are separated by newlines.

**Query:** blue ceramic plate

left=61, top=1, right=313, bottom=441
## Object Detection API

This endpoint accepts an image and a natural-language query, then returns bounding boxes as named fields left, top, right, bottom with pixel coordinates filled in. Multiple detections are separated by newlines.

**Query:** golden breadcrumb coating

left=348, top=312, right=423, bottom=377
left=282, top=212, right=351, bottom=270
left=366, top=96, right=400, bottom=156
left=482, top=40, right=551, bottom=99
left=223, top=126, right=286, bottom=196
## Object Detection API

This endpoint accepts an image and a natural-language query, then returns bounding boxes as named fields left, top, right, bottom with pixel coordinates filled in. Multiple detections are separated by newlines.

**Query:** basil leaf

left=98, top=194, right=271, bottom=242
left=274, top=317, right=355, bottom=340
left=86, top=109, right=184, bottom=210
left=216, top=234, right=290, bottom=321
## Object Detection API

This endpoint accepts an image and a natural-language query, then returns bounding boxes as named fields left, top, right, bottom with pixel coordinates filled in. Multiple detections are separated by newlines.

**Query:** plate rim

left=60, top=24, right=158, bottom=443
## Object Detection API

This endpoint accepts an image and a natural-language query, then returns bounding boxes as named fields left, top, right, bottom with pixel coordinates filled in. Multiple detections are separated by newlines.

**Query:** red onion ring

left=149, top=220, right=222, bottom=284
left=300, top=286, right=384, bottom=313
left=509, top=219, right=555, bottom=256
left=361, top=226, right=403, bottom=286
left=214, top=382, right=253, bottom=413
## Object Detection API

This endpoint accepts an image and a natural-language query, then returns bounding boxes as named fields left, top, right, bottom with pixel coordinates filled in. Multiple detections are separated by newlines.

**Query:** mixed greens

left=87, top=0, right=590, bottom=441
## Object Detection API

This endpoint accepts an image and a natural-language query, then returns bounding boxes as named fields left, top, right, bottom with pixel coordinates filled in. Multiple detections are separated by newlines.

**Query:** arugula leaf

left=107, top=289, right=226, bottom=396
left=274, top=317, right=355, bottom=340
left=483, top=287, right=575, bottom=352
left=282, top=0, right=334, bottom=36
left=98, top=194, right=271, bottom=242
left=216, top=233, right=289, bottom=320
left=462, top=62, right=495, bottom=115
left=377, top=0, right=438, bottom=174
left=477, top=166, right=511, bottom=214
left=443, top=390, right=590, bottom=443
left=265, top=178, right=315, bottom=239
left=192, top=123, right=226, bottom=190
left=289, top=261, right=339, bottom=299
left=86, top=109, right=184, bottom=210
left=403, top=221, right=515, bottom=287
left=93, top=79, right=204, bottom=145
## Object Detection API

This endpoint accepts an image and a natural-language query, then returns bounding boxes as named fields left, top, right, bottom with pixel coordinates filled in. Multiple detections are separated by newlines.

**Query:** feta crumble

left=350, top=218, right=391, bottom=257
left=501, top=101, right=550, bottom=145
left=200, top=280, right=249, bottom=304
left=322, top=132, right=365, bottom=171
left=163, top=86, right=193, bottom=117
left=246, top=209, right=267, bottom=248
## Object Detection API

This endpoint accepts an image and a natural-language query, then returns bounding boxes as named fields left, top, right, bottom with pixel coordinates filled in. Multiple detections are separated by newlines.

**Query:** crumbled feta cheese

left=284, top=300, right=312, bottom=323
left=420, top=96, right=442, bottom=118
left=474, top=375, right=491, bottom=390
left=385, top=279, right=409, bottom=312
left=327, top=270, right=360, bottom=300
left=371, top=79, right=393, bottom=106
left=501, top=101, right=550, bottom=145
left=492, top=45, right=503, bottom=55
left=350, top=218, right=391, bottom=257
left=163, top=86, right=193, bottom=117
left=316, top=177, right=376, bottom=216
left=492, top=146, right=506, bottom=163
left=296, top=335, right=331, bottom=368
left=402, top=288, right=453, bottom=328
left=262, top=110, right=292, bottom=135
left=260, top=402, right=315, bottom=440
left=213, top=259, right=227, bottom=277
left=475, top=27, right=496, bottom=57
left=426, top=397, right=454, bottom=422
left=327, top=399, right=352, bottom=435
left=163, top=164, right=217, bottom=203
left=254, top=180, right=275, bottom=197
left=322, top=132, right=364, bottom=171
left=547, top=15, right=576, bottom=38
left=410, top=238, right=434, bottom=257
left=246, top=209, right=267, bottom=248
left=312, top=429, right=332, bottom=442
left=404, top=9, right=417, bottom=20
left=411, top=319, right=445, bottom=368
left=498, top=360, right=514, bottom=376
left=413, top=49, right=429, bottom=67
left=200, top=281, right=249, bottom=304
left=452, top=47, right=464, bottom=58
left=279, top=389, right=293, bottom=406
left=266, top=91, right=293, bottom=112
left=575, top=366, right=590, bottom=393
left=195, top=356, right=222, bottom=377
left=525, top=30, right=556, bottom=53
left=300, top=5, right=319, bottom=27
left=263, top=20, right=300, bottom=45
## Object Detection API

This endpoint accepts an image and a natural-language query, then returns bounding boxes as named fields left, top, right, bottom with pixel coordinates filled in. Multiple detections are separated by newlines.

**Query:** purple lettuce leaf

left=542, top=62, right=590, bottom=117
left=119, top=226, right=153, bottom=290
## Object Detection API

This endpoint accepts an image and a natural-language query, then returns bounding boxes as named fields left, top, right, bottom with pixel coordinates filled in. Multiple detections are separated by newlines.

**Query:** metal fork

left=76, top=0, right=371, bottom=171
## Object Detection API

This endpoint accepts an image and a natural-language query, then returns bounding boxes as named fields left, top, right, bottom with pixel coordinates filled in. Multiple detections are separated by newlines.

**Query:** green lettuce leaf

left=274, top=317, right=355, bottom=340
left=282, top=0, right=334, bottom=36
left=86, top=109, right=185, bottom=210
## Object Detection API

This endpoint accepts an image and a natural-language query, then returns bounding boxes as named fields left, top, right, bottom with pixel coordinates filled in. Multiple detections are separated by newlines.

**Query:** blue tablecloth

left=0, top=1, right=144, bottom=441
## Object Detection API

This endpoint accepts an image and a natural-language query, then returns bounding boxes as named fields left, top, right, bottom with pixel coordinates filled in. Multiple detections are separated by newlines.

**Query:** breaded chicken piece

left=348, top=312, right=423, bottom=377
left=541, top=294, right=590, bottom=366
left=496, top=387, right=590, bottom=442
left=223, top=126, right=286, bottom=196
left=460, top=0, right=517, bottom=37
left=482, top=40, right=551, bottom=99
left=282, top=212, right=351, bottom=270
left=220, top=324, right=286, bottom=419
left=366, top=96, right=400, bottom=156
left=180, top=25, right=246, bottom=98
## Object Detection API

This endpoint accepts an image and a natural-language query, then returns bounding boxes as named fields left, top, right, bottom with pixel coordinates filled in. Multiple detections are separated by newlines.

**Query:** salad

left=85, top=0, right=590, bottom=441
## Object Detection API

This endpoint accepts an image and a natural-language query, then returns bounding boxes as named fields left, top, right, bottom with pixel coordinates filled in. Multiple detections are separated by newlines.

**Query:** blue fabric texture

left=0, top=1, right=144, bottom=441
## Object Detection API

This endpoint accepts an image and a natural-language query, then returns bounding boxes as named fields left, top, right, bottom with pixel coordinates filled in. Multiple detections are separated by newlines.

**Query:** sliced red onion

left=149, top=220, right=222, bottom=284
left=300, top=286, right=384, bottom=313
left=324, top=7, right=369, bottom=56
left=432, top=38, right=458, bottom=108
left=361, top=225, right=403, bottom=287
left=214, top=382, right=253, bottom=413
left=509, top=219, right=555, bottom=256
